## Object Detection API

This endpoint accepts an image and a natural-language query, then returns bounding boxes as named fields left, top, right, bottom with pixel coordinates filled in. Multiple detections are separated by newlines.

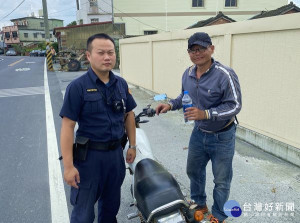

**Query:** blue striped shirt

left=170, top=59, right=242, bottom=132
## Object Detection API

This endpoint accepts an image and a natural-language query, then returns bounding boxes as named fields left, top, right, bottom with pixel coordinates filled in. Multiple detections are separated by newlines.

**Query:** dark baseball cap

left=188, top=32, right=212, bottom=49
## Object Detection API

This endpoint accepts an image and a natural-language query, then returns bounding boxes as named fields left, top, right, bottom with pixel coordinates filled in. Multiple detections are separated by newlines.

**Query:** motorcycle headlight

left=156, top=210, right=185, bottom=223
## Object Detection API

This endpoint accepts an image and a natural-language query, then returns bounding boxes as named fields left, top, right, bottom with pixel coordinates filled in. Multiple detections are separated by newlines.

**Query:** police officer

left=60, top=33, right=137, bottom=223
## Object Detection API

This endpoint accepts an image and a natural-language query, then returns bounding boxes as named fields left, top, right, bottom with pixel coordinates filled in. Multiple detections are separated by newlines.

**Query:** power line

left=47, top=0, right=165, bottom=32
left=0, top=0, right=26, bottom=22
left=47, top=0, right=164, bottom=32
left=101, top=0, right=165, bottom=31
left=48, top=6, right=78, bottom=16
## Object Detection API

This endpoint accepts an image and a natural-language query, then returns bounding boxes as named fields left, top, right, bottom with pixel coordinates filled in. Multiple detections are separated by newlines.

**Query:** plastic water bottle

left=182, top=90, right=194, bottom=124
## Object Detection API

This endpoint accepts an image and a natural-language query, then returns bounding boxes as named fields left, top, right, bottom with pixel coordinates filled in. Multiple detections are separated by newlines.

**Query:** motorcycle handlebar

left=135, top=106, right=156, bottom=125
left=146, top=108, right=156, bottom=117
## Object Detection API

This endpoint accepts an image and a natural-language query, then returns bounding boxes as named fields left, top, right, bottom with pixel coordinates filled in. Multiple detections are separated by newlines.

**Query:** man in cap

left=155, top=32, right=242, bottom=223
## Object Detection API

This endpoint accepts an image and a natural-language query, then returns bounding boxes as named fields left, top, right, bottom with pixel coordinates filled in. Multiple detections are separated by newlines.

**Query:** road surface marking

left=8, top=58, right=24, bottom=66
left=0, top=58, right=3, bottom=62
left=0, top=86, right=44, bottom=97
left=44, top=59, right=69, bottom=223
left=15, top=68, right=31, bottom=71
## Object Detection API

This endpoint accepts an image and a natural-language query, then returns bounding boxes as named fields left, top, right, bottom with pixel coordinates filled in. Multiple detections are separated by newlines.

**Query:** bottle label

left=183, top=104, right=193, bottom=113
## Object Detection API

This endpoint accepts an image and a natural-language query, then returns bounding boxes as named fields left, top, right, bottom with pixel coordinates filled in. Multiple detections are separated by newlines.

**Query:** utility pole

left=42, top=0, right=50, bottom=42
left=111, top=0, right=114, bottom=24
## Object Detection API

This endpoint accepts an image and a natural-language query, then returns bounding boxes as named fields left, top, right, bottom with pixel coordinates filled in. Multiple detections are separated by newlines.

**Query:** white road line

left=44, top=59, right=69, bottom=223
left=0, top=86, right=44, bottom=97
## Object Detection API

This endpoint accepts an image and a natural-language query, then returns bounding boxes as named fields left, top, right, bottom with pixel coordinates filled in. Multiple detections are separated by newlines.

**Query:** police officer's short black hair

left=87, top=33, right=115, bottom=52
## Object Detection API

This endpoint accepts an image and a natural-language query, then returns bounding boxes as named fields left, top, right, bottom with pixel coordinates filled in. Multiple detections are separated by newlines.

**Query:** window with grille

left=89, top=0, right=98, bottom=7
left=225, top=0, right=237, bottom=7
left=12, top=31, right=18, bottom=38
left=192, top=0, right=204, bottom=7
left=33, top=33, right=37, bottom=38
left=144, top=30, right=158, bottom=35
left=91, top=18, right=99, bottom=23
left=24, top=33, right=28, bottom=38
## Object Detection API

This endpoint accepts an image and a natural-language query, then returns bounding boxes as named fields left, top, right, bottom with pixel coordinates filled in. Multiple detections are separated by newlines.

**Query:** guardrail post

left=46, top=49, right=53, bottom=71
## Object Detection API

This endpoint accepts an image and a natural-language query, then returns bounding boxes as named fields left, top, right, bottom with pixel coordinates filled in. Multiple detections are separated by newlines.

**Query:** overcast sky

left=0, top=0, right=77, bottom=29
left=0, top=0, right=299, bottom=30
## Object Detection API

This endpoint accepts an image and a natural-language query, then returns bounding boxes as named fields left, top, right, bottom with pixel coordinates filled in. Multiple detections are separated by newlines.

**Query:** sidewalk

left=119, top=84, right=300, bottom=223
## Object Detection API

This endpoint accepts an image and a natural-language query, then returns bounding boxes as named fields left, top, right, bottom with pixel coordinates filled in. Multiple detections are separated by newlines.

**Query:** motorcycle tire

left=68, top=59, right=81, bottom=71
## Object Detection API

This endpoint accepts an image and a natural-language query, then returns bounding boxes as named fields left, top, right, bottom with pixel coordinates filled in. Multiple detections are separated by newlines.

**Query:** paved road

left=0, top=56, right=51, bottom=222
left=0, top=56, right=299, bottom=223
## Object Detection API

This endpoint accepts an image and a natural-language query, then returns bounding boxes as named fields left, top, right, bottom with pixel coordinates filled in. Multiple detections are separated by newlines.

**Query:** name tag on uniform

left=86, top=89, right=98, bottom=92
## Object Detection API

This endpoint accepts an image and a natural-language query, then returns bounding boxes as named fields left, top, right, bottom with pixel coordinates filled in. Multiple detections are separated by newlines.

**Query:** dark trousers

left=70, top=147, right=126, bottom=223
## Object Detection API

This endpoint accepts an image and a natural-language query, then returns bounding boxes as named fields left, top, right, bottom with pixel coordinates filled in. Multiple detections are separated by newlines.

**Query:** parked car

left=0, top=49, right=4, bottom=55
left=6, top=49, right=17, bottom=56
left=38, top=50, right=47, bottom=57
left=29, top=50, right=41, bottom=57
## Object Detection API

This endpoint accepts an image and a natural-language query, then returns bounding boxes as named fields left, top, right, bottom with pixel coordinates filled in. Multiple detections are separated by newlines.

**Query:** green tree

left=38, top=42, right=47, bottom=50
left=67, top=21, right=77, bottom=26
left=12, top=44, right=25, bottom=56
left=51, top=42, right=59, bottom=53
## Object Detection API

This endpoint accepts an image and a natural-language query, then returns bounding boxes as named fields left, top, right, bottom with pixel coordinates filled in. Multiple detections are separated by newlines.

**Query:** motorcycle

left=123, top=105, right=205, bottom=223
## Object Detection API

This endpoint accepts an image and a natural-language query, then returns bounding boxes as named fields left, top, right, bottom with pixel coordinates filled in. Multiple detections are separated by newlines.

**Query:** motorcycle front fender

left=123, top=128, right=154, bottom=174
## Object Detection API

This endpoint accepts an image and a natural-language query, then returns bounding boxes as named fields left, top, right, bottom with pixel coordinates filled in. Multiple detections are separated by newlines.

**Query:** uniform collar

left=87, top=68, right=117, bottom=87
left=189, top=58, right=216, bottom=78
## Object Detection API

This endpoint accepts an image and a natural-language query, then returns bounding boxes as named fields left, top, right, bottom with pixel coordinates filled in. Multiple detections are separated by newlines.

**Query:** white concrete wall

left=119, top=13, right=300, bottom=151
left=76, top=0, right=112, bottom=24
left=114, top=0, right=287, bottom=35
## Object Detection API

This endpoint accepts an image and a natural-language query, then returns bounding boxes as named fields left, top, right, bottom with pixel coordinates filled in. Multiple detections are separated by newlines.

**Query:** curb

left=236, top=126, right=300, bottom=168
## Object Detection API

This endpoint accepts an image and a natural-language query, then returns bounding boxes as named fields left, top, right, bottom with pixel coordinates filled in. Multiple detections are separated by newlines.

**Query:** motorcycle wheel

left=68, top=59, right=81, bottom=71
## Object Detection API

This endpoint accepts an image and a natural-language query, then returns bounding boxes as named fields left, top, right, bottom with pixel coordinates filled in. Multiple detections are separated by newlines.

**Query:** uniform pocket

left=70, top=181, right=91, bottom=206
left=82, top=93, right=104, bottom=113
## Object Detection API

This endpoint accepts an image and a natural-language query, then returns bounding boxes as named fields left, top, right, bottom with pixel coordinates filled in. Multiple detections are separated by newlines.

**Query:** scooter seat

left=134, top=158, right=185, bottom=220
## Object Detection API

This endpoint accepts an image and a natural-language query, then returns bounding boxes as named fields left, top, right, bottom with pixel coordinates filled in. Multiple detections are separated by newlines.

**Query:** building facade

left=0, top=30, right=7, bottom=49
left=54, top=22, right=124, bottom=50
left=113, top=0, right=288, bottom=36
left=2, top=25, right=20, bottom=45
left=76, top=0, right=113, bottom=25
left=2, top=17, right=63, bottom=46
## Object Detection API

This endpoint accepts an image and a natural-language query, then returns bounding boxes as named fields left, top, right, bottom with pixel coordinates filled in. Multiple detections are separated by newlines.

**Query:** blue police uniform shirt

left=60, top=68, right=137, bottom=142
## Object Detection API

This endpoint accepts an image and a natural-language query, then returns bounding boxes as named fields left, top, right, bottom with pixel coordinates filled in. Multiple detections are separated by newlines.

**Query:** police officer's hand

left=156, top=103, right=171, bottom=115
left=126, top=148, right=136, bottom=163
left=64, top=166, right=80, bottom=189
left=184, top=107, right=207, bottom=120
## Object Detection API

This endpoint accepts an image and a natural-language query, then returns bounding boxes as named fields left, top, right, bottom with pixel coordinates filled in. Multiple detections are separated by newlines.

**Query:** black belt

left=88, top=139, right=122, bottom=151
left=216, top=122, right=235, bottom=133
left=199, top=121, right=235, bottom=134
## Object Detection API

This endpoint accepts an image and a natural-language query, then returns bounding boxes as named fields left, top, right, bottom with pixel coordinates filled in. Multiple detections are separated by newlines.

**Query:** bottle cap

left=184, top=90, right=189, bottom=94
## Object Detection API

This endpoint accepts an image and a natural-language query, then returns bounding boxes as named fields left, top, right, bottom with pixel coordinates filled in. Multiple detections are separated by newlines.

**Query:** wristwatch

left=129, top=145, right=137, bottom=149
